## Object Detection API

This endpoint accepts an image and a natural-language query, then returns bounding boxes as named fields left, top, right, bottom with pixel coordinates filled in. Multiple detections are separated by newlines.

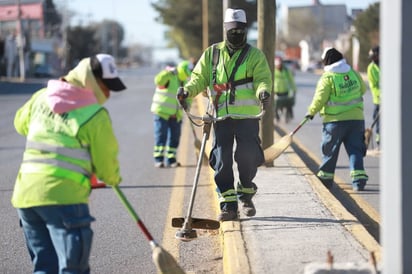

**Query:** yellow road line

left=161, top=120, right=189, bottom=259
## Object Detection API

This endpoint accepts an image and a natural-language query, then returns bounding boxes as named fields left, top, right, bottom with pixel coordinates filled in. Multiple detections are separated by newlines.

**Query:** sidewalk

left=219, top=138, right=381, bottom=273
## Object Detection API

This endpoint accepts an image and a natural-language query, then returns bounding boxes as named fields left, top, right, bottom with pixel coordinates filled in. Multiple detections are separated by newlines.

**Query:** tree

left=283, top=9, right=324, bottom=54
left=353, top=2, right=380, bottom=71
left=151, top=0, right=257, bottom=59
left=65, top=19, right=126, bottom=69
left=66, top=26, right=98, bottom=68
left=44, top=0, right=62, bottom=37
left=94, top=20, right=125, bottom=58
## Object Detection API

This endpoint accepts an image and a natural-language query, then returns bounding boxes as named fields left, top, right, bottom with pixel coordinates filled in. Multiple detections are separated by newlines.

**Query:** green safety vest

left=211, top=42, right=260, bottom=117
left=321, top=70, right=364, bottom=115
left=151, top=70, right=183, bottom=121
left=20, top=91, right=102, bottom=184
left=274, top=68, right=294, bottom=95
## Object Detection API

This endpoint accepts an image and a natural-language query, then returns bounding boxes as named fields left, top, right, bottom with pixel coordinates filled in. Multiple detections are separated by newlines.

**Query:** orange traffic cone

left=90, top=174, right=107, bottom=189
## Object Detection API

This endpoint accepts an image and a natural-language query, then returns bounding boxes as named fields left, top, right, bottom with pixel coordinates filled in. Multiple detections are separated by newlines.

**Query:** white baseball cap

left=91, top=54, right=126, bottom=91
left=224, top=8, right=247, bottom=30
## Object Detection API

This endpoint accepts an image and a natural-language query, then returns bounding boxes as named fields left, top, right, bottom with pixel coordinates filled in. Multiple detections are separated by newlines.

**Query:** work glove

left=176, top=87, right=189, bottom=110
left=305, top=113, right=314, bottom=120
left=259, top=91, right=271, bottom=110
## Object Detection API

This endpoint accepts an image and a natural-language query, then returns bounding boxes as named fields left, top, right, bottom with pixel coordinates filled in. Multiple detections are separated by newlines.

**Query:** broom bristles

left=152, top=246, right=185, bottom=274
left=264, top=135, right=293, bottom=163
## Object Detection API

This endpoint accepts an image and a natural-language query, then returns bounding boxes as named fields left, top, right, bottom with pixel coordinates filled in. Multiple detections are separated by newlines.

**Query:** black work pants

left=209, top=118, right=264, bottom=196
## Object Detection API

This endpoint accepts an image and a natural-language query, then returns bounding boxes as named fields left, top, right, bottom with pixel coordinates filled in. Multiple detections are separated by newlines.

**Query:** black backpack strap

left=228, top=43, right=251, bottom=104
left=212, top=43, right=220, bottom=85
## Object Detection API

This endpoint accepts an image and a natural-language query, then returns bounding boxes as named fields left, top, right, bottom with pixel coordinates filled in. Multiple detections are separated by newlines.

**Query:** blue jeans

left=153, top=115, right=182, bottom=165
left=373, top=104, right=380, bottom=143
left=318, top=120, right=368, bottom=184
left=17, top=204, right=95, bottom=274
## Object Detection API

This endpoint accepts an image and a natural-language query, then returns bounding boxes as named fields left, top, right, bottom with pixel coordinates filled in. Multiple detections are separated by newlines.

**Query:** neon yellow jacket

left=274, top=67, right=296, bottom=96
left=367, top=62, right=380, bottom=105
left=307, top=59, right=366, bottom=123
left=151, top=68, right=185, bottom=121
left=184, top=42, right=272, bottom=117
left=12, top=59, right=121, bottom=208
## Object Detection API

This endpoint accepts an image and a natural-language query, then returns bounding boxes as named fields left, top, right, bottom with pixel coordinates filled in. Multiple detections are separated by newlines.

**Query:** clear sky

left=63, top=0, right=379, bottom=47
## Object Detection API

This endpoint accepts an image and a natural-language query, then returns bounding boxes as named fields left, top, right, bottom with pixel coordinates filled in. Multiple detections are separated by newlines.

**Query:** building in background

left=277, top=0, right=363, bottom=71
left=0, top=0, right=63, bottom=78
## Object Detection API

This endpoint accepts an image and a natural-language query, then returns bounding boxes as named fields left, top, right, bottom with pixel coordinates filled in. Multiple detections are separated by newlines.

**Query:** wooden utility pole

left=223, top=0, right=230, bottom=39
left=202, top=0, right=209, bottom=50
left=257, top=0, right=276, bottom=166
left=16, top=0, right=25, bottom=81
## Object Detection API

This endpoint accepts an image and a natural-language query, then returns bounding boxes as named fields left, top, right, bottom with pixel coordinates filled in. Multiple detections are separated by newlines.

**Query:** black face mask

left=226, top=29, right=247, bottom=50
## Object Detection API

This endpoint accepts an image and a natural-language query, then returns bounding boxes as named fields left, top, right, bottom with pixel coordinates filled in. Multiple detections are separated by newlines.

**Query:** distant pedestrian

left=12, top=53, right=126, bottom=273
left=367, top=45, right=380, bottom=148
left=273, top=56, right=297, bottom=123
left=305, top=47, right=368, bottom=191
left=5, top=30, right=18, bottom=78
left=151, top=60, right=192, bottom=168
left=177, top=8, right=272, bottom=221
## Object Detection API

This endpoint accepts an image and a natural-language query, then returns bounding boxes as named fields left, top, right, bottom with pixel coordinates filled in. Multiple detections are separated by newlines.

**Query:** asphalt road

left=0, top=67, right=380, bottom=273
left=0, top=68, right=222, bottom=274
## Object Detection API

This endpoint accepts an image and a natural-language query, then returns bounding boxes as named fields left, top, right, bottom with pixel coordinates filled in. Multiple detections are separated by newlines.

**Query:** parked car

left=33, top=63, right=55, bottom=78
left=283, top=59, right=300, bottom=74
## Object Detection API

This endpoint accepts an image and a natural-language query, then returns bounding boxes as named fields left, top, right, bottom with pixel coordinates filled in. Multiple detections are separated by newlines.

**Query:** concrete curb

left=220, top=129, right=381, bottom=273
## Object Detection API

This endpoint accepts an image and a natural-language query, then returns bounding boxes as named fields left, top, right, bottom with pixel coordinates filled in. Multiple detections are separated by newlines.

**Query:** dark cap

left=369, top=46, right=379, bottom=59
left=91, top=54, right=126, bottom=92
left=321, top=47, right=343, bottom=66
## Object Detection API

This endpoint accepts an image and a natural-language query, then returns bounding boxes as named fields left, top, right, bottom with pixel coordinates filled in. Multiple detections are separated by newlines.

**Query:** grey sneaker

left=352, top=180, right=366, bottom=191
left=167, top=162, right=181, bottom=168
left=218, top=209, right=238, bottom=222
left=154, top=162, right=164, bottom=168
left=240, top=199, right=256, bottom=217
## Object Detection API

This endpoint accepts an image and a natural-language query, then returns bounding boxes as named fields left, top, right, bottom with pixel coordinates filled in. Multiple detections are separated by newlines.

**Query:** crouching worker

left=11, top=53, right=126, bottom=273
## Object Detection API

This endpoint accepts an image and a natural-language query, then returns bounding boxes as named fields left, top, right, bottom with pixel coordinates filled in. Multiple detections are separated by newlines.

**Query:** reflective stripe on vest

left=326, top=97, right=363, bottom=107
left=211, top=43, right=260, bottom=117
left=26, top=140, right=91, bottom=161
left=23, top=158, right=90, bottom=176
left=21, top=92, right=101, bottom=182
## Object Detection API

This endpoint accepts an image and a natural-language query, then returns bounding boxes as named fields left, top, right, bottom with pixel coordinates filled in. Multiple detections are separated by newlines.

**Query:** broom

left=264, top=117, right=310, bottom=163
left=364, top=112, right=380, bottom=149
left=112, top=186, right=185, bottom=274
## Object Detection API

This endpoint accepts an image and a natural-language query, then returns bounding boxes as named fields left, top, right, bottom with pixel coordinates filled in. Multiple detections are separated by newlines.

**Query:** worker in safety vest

left=305, top=47, right=368, bottom=191
left=274, top=56, right=297, bottom=123
left=177, top=8, right=272, bottom=221
left=151, top=60, right=192, bottom=168
left=12, top=53, right=126, bottom=273
left=367, top=45, right=380, bottom=147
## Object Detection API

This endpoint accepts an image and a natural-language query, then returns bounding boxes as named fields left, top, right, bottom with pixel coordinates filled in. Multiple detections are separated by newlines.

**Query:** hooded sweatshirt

left=12, top=58, right=121, bottom=208
left=307, top=59, right=366, bottom=123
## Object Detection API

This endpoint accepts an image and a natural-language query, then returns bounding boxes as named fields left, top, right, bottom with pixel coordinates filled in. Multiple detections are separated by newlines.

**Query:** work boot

left=352, top=180, right=367, bottom=191
left=239, top=197, right=256, bottom=217
left=217, top=202, right=238, bottom=222
left=317, top=177, right=333, bottom=189
left=237, top=182, right=257, bottom=217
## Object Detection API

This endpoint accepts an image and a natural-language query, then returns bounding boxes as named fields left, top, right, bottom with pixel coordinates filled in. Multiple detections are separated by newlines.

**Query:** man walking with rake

left=177, top=8, right=272, bottom=221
